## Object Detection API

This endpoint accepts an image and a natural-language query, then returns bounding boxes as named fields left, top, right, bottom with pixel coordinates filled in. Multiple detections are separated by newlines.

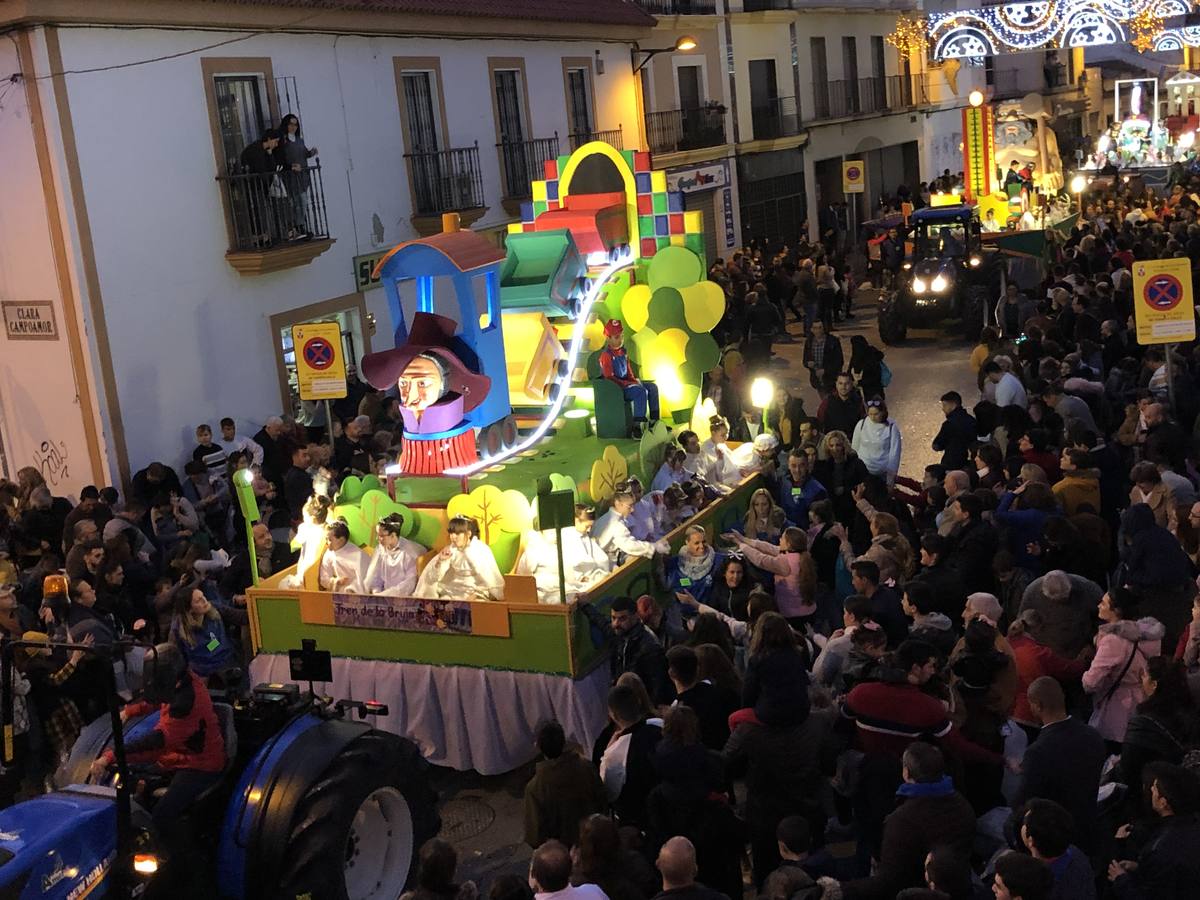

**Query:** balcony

left=569, top=127, right=625, bottom=151
left=750, top=96, right=802, bottom=140
left=809, top=74, right=929, bottom=123
left=646, top=105, right=728, bottom=155
left=404, top=144, right=487, bottom=234
left=498, top=135, right=562, bottom=202
left=992, top=64, right=1072, bottom=100
left=635, top=0, right=718, bottom=12
left=217, top=163, right=334, bottom=275
left=741, top=0, right=793, bottom=10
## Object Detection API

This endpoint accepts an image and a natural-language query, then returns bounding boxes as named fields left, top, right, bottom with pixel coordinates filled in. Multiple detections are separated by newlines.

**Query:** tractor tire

left=962, top=286, right=989, bottom=339
left=275, top=730, right=440, bottom=900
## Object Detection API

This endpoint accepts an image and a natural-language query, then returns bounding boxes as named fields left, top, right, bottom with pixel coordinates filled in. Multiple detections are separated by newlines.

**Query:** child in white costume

left=414, top=516, right=505, bottom=600
left=280, top=494, right=331, bottom=589
left=361, top=513, right=426, bottom=596
left=516, top=504, right=612, bottom=604
left=317, top=519, right=368, bottom=593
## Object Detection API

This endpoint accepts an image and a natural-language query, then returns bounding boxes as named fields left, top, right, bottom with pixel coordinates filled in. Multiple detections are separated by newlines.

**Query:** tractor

left=0, top=636, right=439, bottom=899
left=877, top=204, right=997, bottom=345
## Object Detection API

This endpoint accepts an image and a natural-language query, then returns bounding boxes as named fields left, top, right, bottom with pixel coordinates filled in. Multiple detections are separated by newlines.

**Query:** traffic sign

left=842, top=160, right=865, bottom=194
left=292, top=321, right=348, bottom=400
left=1133, top=257, right=1195, bottom=345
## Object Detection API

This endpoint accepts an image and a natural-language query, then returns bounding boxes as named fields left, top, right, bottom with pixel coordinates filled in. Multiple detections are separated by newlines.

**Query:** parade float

left=244, top=142, right=758, bottom=773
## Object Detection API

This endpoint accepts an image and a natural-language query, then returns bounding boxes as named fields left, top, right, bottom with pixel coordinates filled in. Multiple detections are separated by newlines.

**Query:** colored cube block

left=656, top=237, right=670, bottom=250
left=548, top=200, right=560, bottom=210
left=547, top=180, right=559, bottom=201
left=638, top=215, right=655, bottom=237
left=557, top=155, right=570, bottom=171
left=532, top=181, right=547, bottom=202
left=669, top=214, right=685, bottom=233
left=640, top=237, right=658, bottom=257
left=520, top=201, right=535, bottom=222
left=654, top=215, right=669, bottom=236
left=683, top=211, right=703, bottom=233
left=668, top=192, right=684, bottom=213
left=634, top=151, right=651, bottom=172
left=670, top=234, right=685, bottom=247
left=637, top=194, right=653, bottom=216
left=685, top=233, right=704, bottom=254
left=652, top=193, right=668, bottom=214
left=533, top=200, right=548, bottom=216
left=651, top=171, right=667, bottom=193
left=635, top=172, right=652, bottom=194
left=544, top=160, right=559, bottom=180
left=621, top=150, right=635, bottom=167
left=507, top=222, right=525, bottom=234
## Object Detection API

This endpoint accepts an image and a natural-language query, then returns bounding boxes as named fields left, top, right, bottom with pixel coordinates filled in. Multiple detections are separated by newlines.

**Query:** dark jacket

left=722, top=710, right=834, bottom=826
left=1047, top=845, right=1096, bottom=900
left=908, top=559, right=968, bottom=622
left=651, top=887, right=730, bottom=900
left=945, top=519, right=1000, bottom=596
left=932, top=407, right=978, bottom=470
left=1112, top=814, right=1200, bottom=900
left=816, top=392, right=864, bottom=439
left=676, top=681, right=736, bottom=751
left=1120, top=503, right=1192, bottom=590
left=592, top=718, right=662, bottom=826
left=523, top=752, right=607, bottom=848
left=812, top=456, right=870, bottom=526
left=866, top=585, right=908, bottom=647
left=1013, top=716, right=1106, bottom=852
left=742, top=647, right=810, bottom=727
left=283, top=465, right=314, bottom=520
left=841, top=778, right=976, bottom=900
left=1117, top=710, right=1189, bottom=793
left=239, top=139, right=277, bottom=177
left=803, top=336, right=844, bottom=391
left=583, top=607, right=673, bottom=704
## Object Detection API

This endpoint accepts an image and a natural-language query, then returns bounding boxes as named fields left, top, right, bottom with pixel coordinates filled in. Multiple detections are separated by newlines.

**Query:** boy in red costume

left=598, top=319, right=659, bottom=437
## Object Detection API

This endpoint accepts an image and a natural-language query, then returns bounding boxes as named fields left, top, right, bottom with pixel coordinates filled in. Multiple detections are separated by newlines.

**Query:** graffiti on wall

left=34, top=438, right=69, bottom=487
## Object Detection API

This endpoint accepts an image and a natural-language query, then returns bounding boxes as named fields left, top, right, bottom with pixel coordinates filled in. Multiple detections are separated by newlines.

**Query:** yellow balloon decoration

left=581, top=318, right=606, bottom=352
left=654, top=328, right=691, bottom=366
left=620, top=283, right=653, bottom=332
left=681, top=281, right=725, bottom=333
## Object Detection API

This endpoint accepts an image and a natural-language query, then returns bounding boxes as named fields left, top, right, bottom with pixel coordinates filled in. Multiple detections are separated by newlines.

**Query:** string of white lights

left=385, top=247, right=635, bottom=481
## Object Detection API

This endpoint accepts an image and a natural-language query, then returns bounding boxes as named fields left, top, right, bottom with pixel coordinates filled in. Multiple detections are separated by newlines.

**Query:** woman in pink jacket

left=723, top=526, right=817, bottom=629
left=1082, top=586, right=1164, bottom=746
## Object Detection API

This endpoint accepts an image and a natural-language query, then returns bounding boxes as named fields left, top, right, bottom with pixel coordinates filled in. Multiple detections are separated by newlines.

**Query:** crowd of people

left=503, top=193, right=1200, bottom=900
left=5, top=175, right=1200, bottom=900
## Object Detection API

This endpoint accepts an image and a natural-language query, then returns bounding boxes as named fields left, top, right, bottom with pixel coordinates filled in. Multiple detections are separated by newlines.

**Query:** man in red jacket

left=598, top=319, right=659, bottom=437
left=91, top=643, right=226, bottom=831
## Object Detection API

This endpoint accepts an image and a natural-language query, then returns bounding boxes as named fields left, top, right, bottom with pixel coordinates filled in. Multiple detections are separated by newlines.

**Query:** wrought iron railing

left=569, top=127, right=624, bottom=151
left=750, top=96, right=801, bottom=140
left=635, top=0, right=718, bottom=12
left=742, top=0, right=793, bottom=10
left=645, top=106, right=728, bottom=155
left=404, top=144, right=486, bottom=215
left=810, top=74, right=929, bottom=122
left=498, top=135, right=561, bottom=200
left=217, top=163, right=330, bottom=252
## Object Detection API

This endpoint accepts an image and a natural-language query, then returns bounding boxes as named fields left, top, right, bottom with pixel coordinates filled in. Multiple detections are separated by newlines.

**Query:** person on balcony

left=598, top=319, right=659, bottom=438
left=238, top=128, right=282, bottom=249
left=275, top=114, right=318, bottom=241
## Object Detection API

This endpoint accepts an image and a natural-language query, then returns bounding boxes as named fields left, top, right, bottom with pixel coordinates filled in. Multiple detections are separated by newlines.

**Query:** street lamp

left=750, top=376, right=773, bottom=433
left=632, top=36, right=698, bottom=74
left=968, top=89, right=985, bottom=108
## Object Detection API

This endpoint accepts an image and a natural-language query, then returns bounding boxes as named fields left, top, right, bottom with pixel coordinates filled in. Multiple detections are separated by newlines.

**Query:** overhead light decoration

left=1129, top=5, right=1165, bottom=53
left=887, top=13, right=929, bottom=57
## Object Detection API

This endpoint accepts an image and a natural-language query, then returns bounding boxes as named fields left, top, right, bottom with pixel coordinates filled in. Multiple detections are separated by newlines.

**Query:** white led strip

left=386, top=248, right=635, bottom=480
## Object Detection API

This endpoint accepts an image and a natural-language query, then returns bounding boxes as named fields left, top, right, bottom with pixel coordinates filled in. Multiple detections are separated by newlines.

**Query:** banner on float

left=1133, top=257, right=1196, bottom=345
left=332, top=593, right=474, bottom=634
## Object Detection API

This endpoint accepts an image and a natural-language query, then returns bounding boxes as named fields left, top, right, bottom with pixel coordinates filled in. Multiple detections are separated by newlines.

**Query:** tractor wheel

left=962, top=286, right=989, bottom=339
left=499, top=415, right=519, bottom=448
left=275, top=731, right=439, bottom=900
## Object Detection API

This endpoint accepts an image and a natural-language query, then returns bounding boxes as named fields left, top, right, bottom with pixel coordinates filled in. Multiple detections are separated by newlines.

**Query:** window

left=271, top=298, right=371, bottom=418
left=494, top=69, right=528, bottom=144
left=843, top=37, right=859, bottom=113
left=676, top=64, right=703, bottom=110
left=213, top=75, right=271, bottom=173
left=401, top=71, right=442, bottom=153
left=810, top=38, right=829, bottom=119
left=566, top=67, right=593, bottom=137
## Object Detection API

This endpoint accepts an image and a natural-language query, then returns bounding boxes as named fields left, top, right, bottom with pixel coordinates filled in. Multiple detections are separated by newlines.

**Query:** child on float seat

left=415, top=515, right=505, bottom=601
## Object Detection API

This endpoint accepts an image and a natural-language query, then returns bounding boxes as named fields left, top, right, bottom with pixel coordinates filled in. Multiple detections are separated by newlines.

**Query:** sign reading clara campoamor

left=2, top=302, right=58, bottom=341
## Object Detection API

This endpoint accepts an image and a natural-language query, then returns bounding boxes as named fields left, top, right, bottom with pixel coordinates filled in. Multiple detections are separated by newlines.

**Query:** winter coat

left=1119, top=503, right=1192, bottom=590
left=851, top=418, right=902, bottom=484
left=737, top=539, right=817, bottom=619
left=908, top=612, right=959, bottom=660
left=1111, top=813, right=1200, bottom=900
left=1019, top=573, right=1101, bottom=658
left=1053, top=470, right=1101, bottom=516
left=102, top=670, right=225, bottom=773
left=742, top=647, right=811, bottom=727
left=1082, top=617, right=1165, bottom=742
left=1008, top=632, right=1087, bottom=725
left=949, top=631, right=1018, bottom=721
left=931, top=407, right=978, bottom=470
left=993, top=492, right=1052, bottom=571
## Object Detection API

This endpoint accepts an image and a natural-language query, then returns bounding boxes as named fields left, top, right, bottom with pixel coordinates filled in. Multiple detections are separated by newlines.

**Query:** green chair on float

left=585, top=350, right=634, bottom=439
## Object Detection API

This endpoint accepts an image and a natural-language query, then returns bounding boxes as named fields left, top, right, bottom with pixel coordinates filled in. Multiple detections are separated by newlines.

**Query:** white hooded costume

left=361, top=536, right=426, bottom=596
left=318, top=541, right=369, bottom=593
left=414, top=536, right=505, bottom=600
left=516, top=528, right=612, bottom=604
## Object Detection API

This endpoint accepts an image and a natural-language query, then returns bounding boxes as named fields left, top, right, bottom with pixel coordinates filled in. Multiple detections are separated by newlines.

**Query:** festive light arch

left=927, top=0, right=1197, bottom=59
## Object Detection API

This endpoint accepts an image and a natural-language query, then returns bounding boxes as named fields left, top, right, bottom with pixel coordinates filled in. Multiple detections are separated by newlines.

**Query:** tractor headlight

left=912, top=277, right=927, bottom=294
left=969, top=255, right=982, bottom=267
left=902, top=262, right=912, bottom=270
left=931, top=274, right=949, bottom=293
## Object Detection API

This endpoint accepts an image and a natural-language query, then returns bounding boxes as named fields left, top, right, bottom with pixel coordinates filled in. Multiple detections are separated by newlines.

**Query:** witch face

left=397, top=354, right=446, bottom=413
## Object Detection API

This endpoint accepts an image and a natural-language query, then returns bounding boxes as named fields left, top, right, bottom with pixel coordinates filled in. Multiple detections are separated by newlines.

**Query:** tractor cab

left=880, top=204, right=995, bottom=344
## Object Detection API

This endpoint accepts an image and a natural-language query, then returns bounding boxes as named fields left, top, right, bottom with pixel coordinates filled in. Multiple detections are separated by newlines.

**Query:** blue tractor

left=0, top=637, right=439, bottom=899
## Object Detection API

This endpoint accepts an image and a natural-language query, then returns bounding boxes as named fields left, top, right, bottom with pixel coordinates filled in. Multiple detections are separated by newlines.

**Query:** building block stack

left=509, top=146, right=705, bottom=261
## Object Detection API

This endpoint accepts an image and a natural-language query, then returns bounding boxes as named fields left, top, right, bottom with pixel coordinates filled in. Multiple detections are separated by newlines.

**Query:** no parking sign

left=292, top=321, right=348, bottom=400
left=1133, top=258, right=1195, bottom=345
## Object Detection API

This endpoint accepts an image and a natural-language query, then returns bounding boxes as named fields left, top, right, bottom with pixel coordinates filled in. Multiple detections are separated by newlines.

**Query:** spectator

left=581, top=595, right=672, bottom=705
left=404, top=839, right=479, bottom=900
left=992, top=851, right=1052, bottom=900
left=1107, top=763, right=1200, bottom=900
left=1115, top=657, right=1196, bottom=794
left=1083, top=587, right=1164, bottom=746
left=932, top=391, right=977, bottom=470
left=803, top=320, right=843, bottom=395
left=668, top=645, right=734, bottom=751
left=523, top=721, right=606, bottom=849
left=1019, top=799, right=1096, bottom=900
left=816, top=374, right=866, bottom=439
left=652, top=837, right=729, bottom=900
left=596, top=682, right=662, bottom=827
left=902, top=582, right=958, bottom=659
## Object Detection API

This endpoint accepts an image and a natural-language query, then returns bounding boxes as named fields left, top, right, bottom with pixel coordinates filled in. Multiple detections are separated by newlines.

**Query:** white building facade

left=0, top=0, right=651, bottom=494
